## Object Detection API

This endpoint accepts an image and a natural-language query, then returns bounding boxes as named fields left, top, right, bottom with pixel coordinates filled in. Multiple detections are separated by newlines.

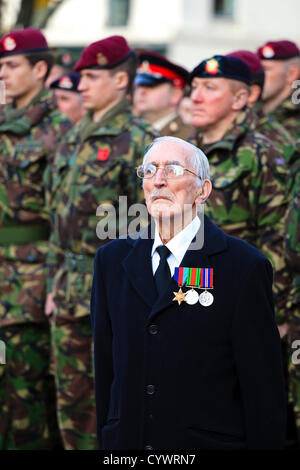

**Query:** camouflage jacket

left=254, top=105, right=297, bottom=165
left=285, top=159, right=300, bottom=325
left=189, top=106, right=291, bottom=324
left=47, top=99, right=157, bottom=310
left=0, top=87, right=72, bottom=326
left=268, top=94, right=300, bottom=142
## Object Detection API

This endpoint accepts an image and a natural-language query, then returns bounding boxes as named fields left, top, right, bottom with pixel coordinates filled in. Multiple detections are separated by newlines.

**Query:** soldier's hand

left=278, top=322, right=289, bottom=339
left=45, top=293, right=56, bottom=316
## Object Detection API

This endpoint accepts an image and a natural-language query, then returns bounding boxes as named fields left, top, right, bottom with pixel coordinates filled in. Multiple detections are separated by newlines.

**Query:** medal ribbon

left=174, top=267, right=213, bottom=288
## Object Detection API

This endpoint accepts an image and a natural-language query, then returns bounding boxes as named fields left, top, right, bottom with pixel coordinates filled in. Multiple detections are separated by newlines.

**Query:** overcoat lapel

left=122, top=226, right=157, bottom=308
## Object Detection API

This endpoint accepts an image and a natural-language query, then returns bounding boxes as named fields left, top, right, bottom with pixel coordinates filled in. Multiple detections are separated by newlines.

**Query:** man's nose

left=153, top=168, right=167, bottom=186
left=191, top=86, right=203, bottom=103
left=77, top=77, right=86, bottom=91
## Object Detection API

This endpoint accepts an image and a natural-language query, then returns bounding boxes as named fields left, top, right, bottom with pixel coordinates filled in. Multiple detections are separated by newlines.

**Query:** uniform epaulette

left=130, top=115, right=159, bottom=137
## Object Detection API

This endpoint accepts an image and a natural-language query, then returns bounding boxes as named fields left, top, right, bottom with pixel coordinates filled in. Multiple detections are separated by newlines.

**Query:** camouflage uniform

left=254, top=104, right=297, bottom=165
left=267, top=95, right=300, bottom=142
left=47, top=98, right=157, bottom=450
left=0, top=87, right=71, bottom=449
left=285, top=158, right=300, bottom=442
left=189, top=106, right=291, bottom=325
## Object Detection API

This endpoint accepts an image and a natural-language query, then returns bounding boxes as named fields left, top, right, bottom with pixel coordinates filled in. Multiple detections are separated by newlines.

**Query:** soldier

left=227, top=49, right=297, bottom=165
left=257, top=40, right=300, bottom=141
left=50, top=72, right=85, bottom=123
left=133, top=50, right=193, bottom=139
left=285, top=156, right=300, bottom=446
left=0, top=28, right=71, bottom=449
left=189, top=54, right=291, bottom=332
left=45, top=35, right=157, bottom=450
left=45, top=50, right=75, bottom=88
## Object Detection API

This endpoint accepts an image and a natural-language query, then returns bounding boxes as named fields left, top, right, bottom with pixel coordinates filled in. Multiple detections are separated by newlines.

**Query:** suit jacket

left=91, top=216, right=286, bottom=450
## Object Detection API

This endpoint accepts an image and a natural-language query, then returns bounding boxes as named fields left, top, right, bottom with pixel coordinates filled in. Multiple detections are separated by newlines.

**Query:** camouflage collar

left=0, top=87, right=56, bottom=135
left=269, top=94, right=300, bottom=120
left=79, top=98, right=132, bottom=142
left=198, top=106, right=256, bottom=153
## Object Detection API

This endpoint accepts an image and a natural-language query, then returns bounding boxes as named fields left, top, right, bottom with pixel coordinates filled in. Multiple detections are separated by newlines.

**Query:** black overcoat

left=91, top=216, right=286, bottom=450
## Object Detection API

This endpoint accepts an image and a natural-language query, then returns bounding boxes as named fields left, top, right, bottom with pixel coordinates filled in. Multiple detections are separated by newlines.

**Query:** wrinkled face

left=133, top=82, right=174, bottom=115
left=190, top=77, right=235, bottom=129
left=78, top=68, right=120, bottom=112
left=0, top=55, right=39, bottom=100
left=54, top=89, right=84, bottom=123
left=261, top=60, right=287, bottom=101
left=143, top=140, right=201, bottom=222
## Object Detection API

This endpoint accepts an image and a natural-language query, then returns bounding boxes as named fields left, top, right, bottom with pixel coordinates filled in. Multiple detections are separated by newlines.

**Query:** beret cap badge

left=3, top=36, right=17, bottom=51
left=204, top=58, right=219, bottom=75
left=97, top=52, right=108, bottom=66
left=58, top=76, right=73, bottom=89
left=262, top=45, right=275, bottom=59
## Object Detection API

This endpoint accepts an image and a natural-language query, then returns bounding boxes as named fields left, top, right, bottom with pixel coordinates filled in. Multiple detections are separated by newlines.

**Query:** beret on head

left=74, top=35, right=133, bottom=72
left=257, top=40, right=300, bottom=60
left=56, top=51, right=75, bottom=68
left=226, top=50, right=264, bottom=88
left=189, top=55, right=251, bottom=85
left=135, top=50, right=189, bottom=88
left=0, top=28, right=49, bottom=57
left=50, top=72, right=81, bottom=92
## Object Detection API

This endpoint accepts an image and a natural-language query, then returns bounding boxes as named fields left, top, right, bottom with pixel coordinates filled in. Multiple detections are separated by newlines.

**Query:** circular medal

left=199, top=291, right=214, bottom=307
left=185, top=289, right=199, bottom=305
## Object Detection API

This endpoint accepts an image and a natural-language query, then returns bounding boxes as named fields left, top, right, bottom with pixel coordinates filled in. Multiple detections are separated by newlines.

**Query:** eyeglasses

left=136, top=163, right=200, bottom=179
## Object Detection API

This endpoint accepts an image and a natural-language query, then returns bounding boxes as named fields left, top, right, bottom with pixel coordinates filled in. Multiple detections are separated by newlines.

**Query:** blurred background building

left=1, top=0, right=300, bottom=69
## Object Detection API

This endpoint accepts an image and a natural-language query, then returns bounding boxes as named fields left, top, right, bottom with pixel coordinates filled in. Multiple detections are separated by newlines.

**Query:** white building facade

left=3, top=0, right=300, bottom=70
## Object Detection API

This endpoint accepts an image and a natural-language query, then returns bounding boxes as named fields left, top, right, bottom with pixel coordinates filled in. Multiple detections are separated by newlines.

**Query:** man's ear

left=232, top=88, right=249, bottom=111
left=170, top=87, right=184, bottom=107
left=32, top=60, right=48, bottom=81
left=195, top=179, right=212, bottom=206
left=248, top=84, right=262, bottom=106
left=114, top=70, right=129, bottom=91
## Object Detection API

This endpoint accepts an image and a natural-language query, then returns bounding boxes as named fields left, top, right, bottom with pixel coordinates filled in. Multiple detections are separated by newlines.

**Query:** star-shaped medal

left=172, top=288, right=187, bottom=306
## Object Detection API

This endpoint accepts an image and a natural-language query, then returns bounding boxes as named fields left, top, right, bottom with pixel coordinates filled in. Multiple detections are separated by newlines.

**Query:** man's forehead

left=0, top=54, right=24, bottom=64
left=145, top=141, right=192, bottom=163
left=191, top=76, right=226, bottom=86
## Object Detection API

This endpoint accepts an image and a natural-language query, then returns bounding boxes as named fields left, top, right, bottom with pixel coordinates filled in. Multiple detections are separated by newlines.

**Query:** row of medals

left=175, top=286, right=214, bottom=307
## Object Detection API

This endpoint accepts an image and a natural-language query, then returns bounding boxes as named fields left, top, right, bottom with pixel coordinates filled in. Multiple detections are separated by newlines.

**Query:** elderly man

left=91, top=136, right=286, bottom=450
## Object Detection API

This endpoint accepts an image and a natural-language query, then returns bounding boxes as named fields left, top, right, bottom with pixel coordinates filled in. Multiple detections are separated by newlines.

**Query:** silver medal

left=199, top=291, right=214, bottom=307
left=185, top=289, right=199, bottom=305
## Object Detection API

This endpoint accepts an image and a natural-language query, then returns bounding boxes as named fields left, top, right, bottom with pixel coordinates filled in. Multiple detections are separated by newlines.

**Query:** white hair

left=142, top=136, right=210, bottom=188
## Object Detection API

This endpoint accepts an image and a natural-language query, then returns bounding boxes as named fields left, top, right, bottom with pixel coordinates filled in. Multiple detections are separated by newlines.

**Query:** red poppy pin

left=97, top=148, right=110, bottom=161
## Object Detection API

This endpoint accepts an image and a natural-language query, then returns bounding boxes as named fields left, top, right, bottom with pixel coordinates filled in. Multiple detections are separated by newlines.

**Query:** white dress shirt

left=151, top=216, right=201, bottom=276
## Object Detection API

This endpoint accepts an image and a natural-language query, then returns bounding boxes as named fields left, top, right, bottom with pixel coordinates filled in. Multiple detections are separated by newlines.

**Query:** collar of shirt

left=151, top=215, right=201, bottom=276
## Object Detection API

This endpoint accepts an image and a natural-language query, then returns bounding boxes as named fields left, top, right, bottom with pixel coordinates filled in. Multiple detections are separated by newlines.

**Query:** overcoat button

left=146, top=384, right=155, bottom=395
left=148, top=325, right=158, bottom=335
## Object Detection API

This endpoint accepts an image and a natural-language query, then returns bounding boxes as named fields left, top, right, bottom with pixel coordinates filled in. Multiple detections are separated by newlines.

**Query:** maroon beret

left=0, top=28, right=49, bottom=57
left=257, top=40, right=300, bottom=60
left=135, top=50, right=189, bottom=88
left=74, top=35, right=133, bottom=72
left=227, top=50, right=263, bottom=76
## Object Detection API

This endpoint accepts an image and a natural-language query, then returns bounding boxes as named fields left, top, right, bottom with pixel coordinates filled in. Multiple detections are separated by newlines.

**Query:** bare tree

left=1, top=0, right=66, bottom=32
